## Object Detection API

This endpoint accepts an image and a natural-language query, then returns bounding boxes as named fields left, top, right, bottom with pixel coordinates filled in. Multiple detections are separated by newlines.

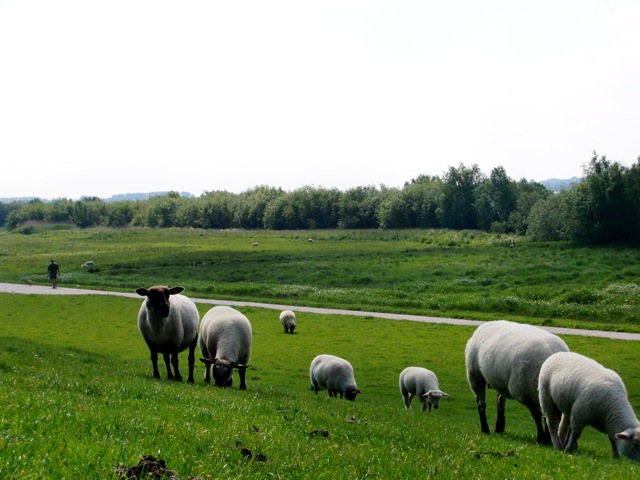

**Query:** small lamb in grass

left=279, top=310, right=297, bottom=333
left=539, top=351, right=640, bottom=461
left=399, top=366, right=448, bottom=413
left=310, top=354, right=361, bottom=401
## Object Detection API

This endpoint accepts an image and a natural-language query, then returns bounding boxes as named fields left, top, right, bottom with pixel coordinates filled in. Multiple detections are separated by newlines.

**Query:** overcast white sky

left=1, top=1, right=639, bottom=200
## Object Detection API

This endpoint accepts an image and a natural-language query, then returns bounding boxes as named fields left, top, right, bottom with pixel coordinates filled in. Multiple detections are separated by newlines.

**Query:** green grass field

left=1, top=292, right=639, bottom=479
left=1, top=227, right=639, bottom=332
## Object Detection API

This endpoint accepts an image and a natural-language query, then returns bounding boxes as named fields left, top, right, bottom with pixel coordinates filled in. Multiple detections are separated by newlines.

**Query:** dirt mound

left=114, top=454, right=204, bottom=479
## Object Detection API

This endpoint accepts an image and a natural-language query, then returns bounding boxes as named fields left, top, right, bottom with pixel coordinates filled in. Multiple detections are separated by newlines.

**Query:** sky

left=1, top=1, right=639, bottom=200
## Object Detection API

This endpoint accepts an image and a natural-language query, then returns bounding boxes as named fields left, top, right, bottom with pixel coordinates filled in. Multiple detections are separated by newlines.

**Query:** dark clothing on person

left=48, top=262, right=60, bottom=279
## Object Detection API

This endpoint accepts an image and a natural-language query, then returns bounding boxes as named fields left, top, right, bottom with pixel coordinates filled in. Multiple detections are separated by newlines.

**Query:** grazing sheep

left=199, top=305, right=252, bottom=390
left=399, top=367, right=448, bottom=413
left=81, top=261, right=95, bottom=268
left=24, top=278, right=32, bottom=286
left=307, top=238, right=314, bottom=243
left=465, top=320, right=569, bottom=444
left=310, top=354, right=361, bottom=401
left=539, top=351, right=640, bottom=460
left=252, top=242, right=259, bottom=247
left=136, top=286, right=199, bottom=383
left=279, top=310, right=297, bottom=333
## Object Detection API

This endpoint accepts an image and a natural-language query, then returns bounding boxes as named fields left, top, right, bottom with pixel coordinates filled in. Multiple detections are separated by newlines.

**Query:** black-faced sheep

left=399, top=366, right=448, bottom=413
left=279, top=310, right=297, bottom=333
left=136, top=286, right=200, bottom=383
left=199, top=305, right=252, bottom=390
left=539, top=351, right=640, bottom=461
left=465, top=320, right=569, bottom=444
left=310, top=354, right=361, bottom=401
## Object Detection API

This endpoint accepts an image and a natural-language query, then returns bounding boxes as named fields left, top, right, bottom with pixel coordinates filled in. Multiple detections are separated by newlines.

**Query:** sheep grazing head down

left=615, top=428, right=640, bottom=461
left=343, top=388, right=362, bottom=402
left=136, top=286, right=185, bottom=318
left=421, top=389, right=449, bottom=412
left=200, top=357, right=247, bottom=387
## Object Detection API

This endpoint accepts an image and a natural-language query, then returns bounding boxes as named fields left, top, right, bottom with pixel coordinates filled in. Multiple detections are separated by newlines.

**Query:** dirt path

left=2, top=282, right=639, bottom=341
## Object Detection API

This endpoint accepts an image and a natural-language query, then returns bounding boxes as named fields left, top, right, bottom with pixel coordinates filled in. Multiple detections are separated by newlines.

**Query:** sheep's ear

left=615, top=429, right=640, bottom=441
left=136, top=288, right=149, bottom=297
left=200, top=358, right=216, bottom=365
left=169, top=286, right=185, bottom=295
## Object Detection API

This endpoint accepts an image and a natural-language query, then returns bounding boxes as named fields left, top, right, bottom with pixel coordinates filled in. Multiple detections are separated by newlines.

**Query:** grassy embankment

left=1, top=293, right=639, bottom=479
left=1, top=227, right=638, bottom=331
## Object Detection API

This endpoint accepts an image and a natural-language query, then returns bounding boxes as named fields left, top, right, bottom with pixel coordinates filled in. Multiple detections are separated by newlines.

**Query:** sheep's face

left=422, top=390, right=449, bottom=413
left=343, top=388, right=361, bottom=401
left=136, top=286, right=185, bottom=318
left=213, top=361, right=234, bottom=388
left=615, top=427, right=640, bottom=461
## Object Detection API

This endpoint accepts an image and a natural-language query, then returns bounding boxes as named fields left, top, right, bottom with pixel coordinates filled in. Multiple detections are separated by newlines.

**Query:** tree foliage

left=3, top=154, right=639, bottom=244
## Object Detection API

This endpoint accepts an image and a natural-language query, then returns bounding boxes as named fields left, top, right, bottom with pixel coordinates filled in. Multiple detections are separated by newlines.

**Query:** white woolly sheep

left=136, top=286, right=200, bottom=383
left=199, top=305, right=252, bottom=390
left=539, top=351, right=640, bottom=460
left=310, top=354, right=361, bottom=401
left=465, top=320, right=569, bottom=444
left=307, top=238, right=314, bottom=243
left=279, top=310, right=297, bottom=334
left=399, top=366, right=448, bottom=413
left=81, top=261, right=94, bottom=268
left=252, top=242, right=259, bottom=247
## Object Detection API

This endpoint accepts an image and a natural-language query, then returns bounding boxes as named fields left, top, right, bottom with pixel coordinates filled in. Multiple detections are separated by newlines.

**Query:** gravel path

left=2, top=282, right=639, bottom=341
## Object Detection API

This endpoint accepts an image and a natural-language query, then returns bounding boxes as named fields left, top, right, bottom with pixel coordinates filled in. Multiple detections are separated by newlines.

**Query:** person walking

left=47, top=259, right=60, bottom=289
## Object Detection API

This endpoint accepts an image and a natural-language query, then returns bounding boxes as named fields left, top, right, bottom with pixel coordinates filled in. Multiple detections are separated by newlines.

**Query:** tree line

left=2, top=153, right=639, bottom=244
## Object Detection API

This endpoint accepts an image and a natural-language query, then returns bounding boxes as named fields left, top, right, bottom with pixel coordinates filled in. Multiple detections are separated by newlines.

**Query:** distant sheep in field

left=24, top=278, right=32, bottom=286
left=310, top=354, right=361, bottom=401
left=199, top=305, right=252, bottom=390
left=465, top=320, right=569, bottom=444
left=399, top=367, right=448, bottom=413
left=252, top=242, right=259, bottom=247
left=81, top=261, right=95, bottom=268
left=307, top=238, right=314, bottom=243
left=136, top=286, right=199, bottom=382
left=279, top=310, right=297, bottom=333
left=539, top=351, right=640, bottom=460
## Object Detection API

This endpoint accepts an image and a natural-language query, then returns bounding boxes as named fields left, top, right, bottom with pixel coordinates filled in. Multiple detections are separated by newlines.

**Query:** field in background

left=1, top=293, right=639, bottom=478
left=1, top=227, right=639, bottom=332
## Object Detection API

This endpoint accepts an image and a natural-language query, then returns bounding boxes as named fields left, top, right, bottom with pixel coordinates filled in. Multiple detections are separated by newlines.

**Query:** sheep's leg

left=419, top=396, right=428, bottom=412
left=238, top=366, right=247, bottom=390
left=402, top=392, right=412, bottom=409
left=187, top=338, right=196, bottom=383
left=148, top=347, right=161, bottom=379
left=563, top=428, right=582, bottom=453
left=476, top=393, right=490, bottom=434
left=557, top=414, right=570, bottom=449
left=170, top=353, right=182, bottom=382
left=163, top=353, right=175, bottom=380
left=608, top=435, right=620, bottom=458
left=523, top=399, right=549, bottom=444
left=495, top=394, right=506, bottom=433
left=203, top=363, right=211, bottom=383
left=545, top=409, right=564, bottom=450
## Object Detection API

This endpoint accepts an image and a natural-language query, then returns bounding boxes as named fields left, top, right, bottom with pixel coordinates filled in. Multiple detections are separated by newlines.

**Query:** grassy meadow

left=1, top=293, right=640, bottom=479
left=1, top=227, right=639, bottom=331
left=1, top=227, right=639, bottom=478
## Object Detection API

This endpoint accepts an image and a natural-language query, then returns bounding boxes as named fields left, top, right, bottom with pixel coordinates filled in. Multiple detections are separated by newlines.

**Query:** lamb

left=199, top=305, right=252, bottom=390
left=136, top=285, right=199, bottom=383
left=279, top=310, right=297, bottom=333
left=538, top=351, right=640, bottom=460
left=399, top=367, right=448, bottom=413
left=310, top=354, right=361, bottom=401
left=465, top=320, right=569, bottom=444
